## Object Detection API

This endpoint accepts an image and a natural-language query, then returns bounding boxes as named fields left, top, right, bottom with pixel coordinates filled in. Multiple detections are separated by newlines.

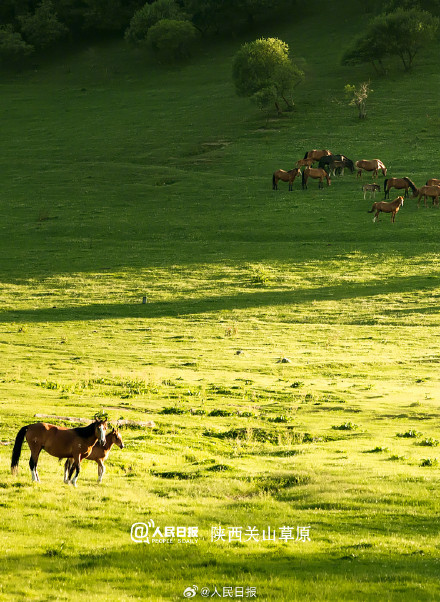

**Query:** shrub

left=146, top=18, right=199, bottom=63
left=0, top=25, right=34, bottom=64
left=19, top=0, right=68, bottom=49
left=125, top=0, right=186, bottom=44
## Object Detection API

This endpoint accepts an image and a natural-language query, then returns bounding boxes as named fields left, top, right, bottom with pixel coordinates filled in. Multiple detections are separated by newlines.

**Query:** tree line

left=0, top=0, right=297, bottom=64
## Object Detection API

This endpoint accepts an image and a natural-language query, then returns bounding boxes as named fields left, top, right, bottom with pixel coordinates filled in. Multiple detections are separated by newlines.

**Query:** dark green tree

left=146, top=18, right=198, bottom=62
left=342, top=9, right=439, bottom=72
left=0, top=24, right=34, bottom=63
left=19, top=0, right=68, bottom=49
left=125, top=0, right=186, bottom=45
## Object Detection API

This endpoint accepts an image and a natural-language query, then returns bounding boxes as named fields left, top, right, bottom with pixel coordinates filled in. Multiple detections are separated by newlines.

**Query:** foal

left=64, top=427, right=124, bottom=484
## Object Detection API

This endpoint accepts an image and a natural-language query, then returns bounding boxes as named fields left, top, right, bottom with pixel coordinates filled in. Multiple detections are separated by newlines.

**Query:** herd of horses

left=273, top=149, right=440, bottom=222
left=10, top=418, right=124, bottom=485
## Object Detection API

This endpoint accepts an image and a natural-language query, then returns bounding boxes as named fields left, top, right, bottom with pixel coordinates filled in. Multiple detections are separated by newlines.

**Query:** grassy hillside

left=1, top=2, right=440, bottom=600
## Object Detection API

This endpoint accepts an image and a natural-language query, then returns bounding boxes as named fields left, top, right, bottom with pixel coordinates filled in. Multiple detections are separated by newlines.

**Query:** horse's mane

left=403, top=177, right=417, bottom=193
left=73, top=421, right=99, bottom=438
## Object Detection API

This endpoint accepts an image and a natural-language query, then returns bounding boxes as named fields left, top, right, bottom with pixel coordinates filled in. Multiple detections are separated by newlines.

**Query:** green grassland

left=1, top=2, right=440, bottom=600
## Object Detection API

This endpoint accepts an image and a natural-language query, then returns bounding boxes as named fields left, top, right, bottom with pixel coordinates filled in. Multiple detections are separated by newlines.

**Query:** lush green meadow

left=1, top=2, right=440, bottom=600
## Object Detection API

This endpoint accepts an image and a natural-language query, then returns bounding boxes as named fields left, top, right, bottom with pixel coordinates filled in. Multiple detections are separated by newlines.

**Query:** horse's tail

left=11, top=426, right=28, bottom=474
left=404, top=177, right=417, bottom=195
left=272, top=173, right=276, bottom=189
left=302, top=169, right=306, bottom=188
left=384, top=179, right=388, bottom=192
left=368, top=203, right=376, bottom=213
left=303, top=151, right=309, bottom=159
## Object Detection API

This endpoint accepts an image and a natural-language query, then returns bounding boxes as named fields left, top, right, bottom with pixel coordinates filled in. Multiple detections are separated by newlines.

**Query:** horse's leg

left=70, top=460, right=81, bottom=487
left=64, top=459, right=73, bottom=484
left=28, top=442, right=42, bottom=482
left=67, top=455, right=81, bottom=486
left=97, top=460, right=105, bottom=483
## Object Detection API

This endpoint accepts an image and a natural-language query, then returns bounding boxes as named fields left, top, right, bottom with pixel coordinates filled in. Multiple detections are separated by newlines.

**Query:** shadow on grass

left=0, top=274, right=437, bottom=324
left=1, top=545, right=439, bottom=600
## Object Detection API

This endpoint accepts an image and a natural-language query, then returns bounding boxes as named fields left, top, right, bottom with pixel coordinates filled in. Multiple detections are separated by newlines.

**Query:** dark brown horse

left=64, top=427, right=124, bottom=484
left=273, top=168, right=301, bottom=191
left=368, top=196, right=404, bottom=222
left=303, top=149, right=332, bottom=163
left=11, top=419, right=107, bottom=486
left=302, top=167, right=331, bottom=189
left=417, top=185, right=440, bottom=208
left=356, top=159, right=387, bottom=178
left=384, top=177, right=417, bottom=199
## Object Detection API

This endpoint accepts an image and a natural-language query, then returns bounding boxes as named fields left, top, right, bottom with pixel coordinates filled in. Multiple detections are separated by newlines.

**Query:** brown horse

left=426, top=178, right=440, bottom=187
left=368, top=196, right=404, bottom=222
left=295, top=157, right=315, bottom=169
left=11, top=419, right=107, bottom=486
left=384, top=177, right=418, bottom=199
left=302, top=167, right=331, bottom=189
left=417, top=185, right=440, bottom=208
left=273, top=168, right=301, bottom=191
left=356, top=159, right=387, bottom=178
left=303, top=149, right=332, bottom=163
left=64, top=427, right=124, bottom=484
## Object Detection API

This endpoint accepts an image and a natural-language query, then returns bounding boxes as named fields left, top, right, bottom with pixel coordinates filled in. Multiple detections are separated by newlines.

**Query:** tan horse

left=304, top=149, right=332, bottom=163
left=64, top=427, right=124, bottom=484
left=426, top=178, right=440, bottom=187
left=356, top=159, right=387, bottom=178
left=273, top=168, right=301, bottom=191
left=417, top=185, right=440, bottom=208
left=368, top=196, right=404, bottom=222
left=11, top=419, right=107, bottom=486
left=295, top=157, right=315, bottom=168
left=302, top=167, right=331, bottom=189
left=384, top=177, right=418, bottom=199
left=362, top=183, right=381, bottom=199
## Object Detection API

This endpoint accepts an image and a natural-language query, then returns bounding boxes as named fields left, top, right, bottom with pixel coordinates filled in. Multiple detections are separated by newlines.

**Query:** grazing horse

left=318, top=154, right=355, bottom=175
left=368, top=196, right=404, bottom=222
left=356, top=159, right=387, bottom=178
left=11, top=419, right=107, bottom=486
left=273, top=168, right=301, bottom=191
left=295, top=157, right=315, bottom=169
left=384, top=177, right=418, bottom=199
left=426, top=178, right=440, bottom=187
left=417, top=185, right=440, bottom=208
left=302, top=167, right=331, bottom=189
left=362, top=183, right=381, bottom=199
left=64, top=427, right=124, bottom=484
left=303, top=149, right=332, bottom=163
